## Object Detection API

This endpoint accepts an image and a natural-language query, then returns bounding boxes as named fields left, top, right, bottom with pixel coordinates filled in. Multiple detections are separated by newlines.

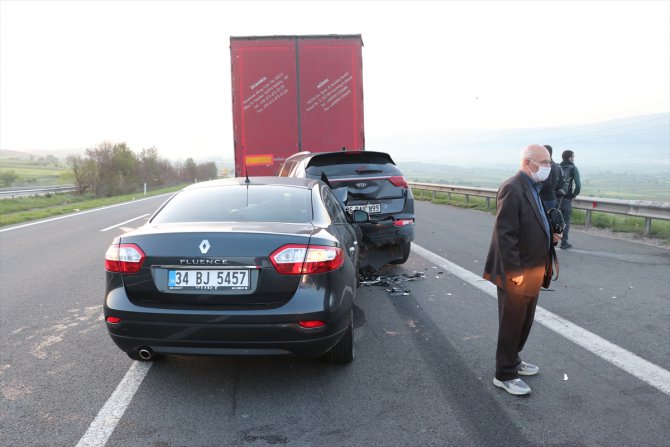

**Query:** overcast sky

left=1, top=0, right=668, bottom=162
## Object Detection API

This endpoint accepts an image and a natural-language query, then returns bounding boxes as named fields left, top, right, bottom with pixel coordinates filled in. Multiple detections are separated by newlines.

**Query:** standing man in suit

left=483, top=144, right=561, bottom=396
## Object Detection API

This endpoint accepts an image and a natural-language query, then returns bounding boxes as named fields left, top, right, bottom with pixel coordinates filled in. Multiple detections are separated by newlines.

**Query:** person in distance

left=539, top=144, right=564, bottom=211
left=558, top=150, right=581, bottom=249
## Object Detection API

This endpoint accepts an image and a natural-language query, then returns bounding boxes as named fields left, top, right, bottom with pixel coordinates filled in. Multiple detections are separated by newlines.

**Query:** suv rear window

left=152, top=185, right=312, bottom=223
left=305, top=152, right=401, bottom=177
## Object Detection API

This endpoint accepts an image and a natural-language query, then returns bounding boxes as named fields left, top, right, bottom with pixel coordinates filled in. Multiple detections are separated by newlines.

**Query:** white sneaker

left=517, top=361, right=539, bottom=376
left=493, top=377, right=531, bottom=395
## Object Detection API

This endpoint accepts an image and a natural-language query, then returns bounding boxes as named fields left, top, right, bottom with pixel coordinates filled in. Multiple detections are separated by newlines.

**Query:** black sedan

left=104, top=177, right=366, bottom=363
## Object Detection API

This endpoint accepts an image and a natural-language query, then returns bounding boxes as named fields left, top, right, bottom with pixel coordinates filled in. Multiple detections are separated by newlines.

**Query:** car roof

left=182, top=176, right=323, bottom=191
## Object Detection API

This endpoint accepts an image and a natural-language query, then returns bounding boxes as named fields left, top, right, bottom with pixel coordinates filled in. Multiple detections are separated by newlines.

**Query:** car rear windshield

left=151, top=185, right=312, bottom=224
left=305, top=152, right=401, bottom=177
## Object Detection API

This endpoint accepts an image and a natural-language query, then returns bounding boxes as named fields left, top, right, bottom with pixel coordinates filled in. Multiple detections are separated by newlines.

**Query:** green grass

left=0, top=185, right=187, bottom=227
left=570, top=210, right=670, bottom=240
left=0, top=159, right=71, bottom=185
left=403, top=163, right=670, bottom=201
left=412, top=188, right=670, bottom=243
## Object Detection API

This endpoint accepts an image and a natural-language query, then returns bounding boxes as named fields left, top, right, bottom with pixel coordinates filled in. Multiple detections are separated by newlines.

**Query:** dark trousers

left=495, top=286, right=539, bottom=381
left=559, top=198, right=573, bottom=242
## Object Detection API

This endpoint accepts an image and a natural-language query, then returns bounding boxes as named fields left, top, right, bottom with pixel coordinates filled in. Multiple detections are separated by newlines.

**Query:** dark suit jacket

left=483, top=171, right=552, bottom=297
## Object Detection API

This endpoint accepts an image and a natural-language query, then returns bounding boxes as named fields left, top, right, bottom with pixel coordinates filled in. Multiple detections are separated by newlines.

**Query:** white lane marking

left=75, top=361, right=152, bottom=447
left=412, top=243, right=670, bottom=396
left=100, top=214, right=150, bottom=232
left=0, top=194, right=172, bottom=233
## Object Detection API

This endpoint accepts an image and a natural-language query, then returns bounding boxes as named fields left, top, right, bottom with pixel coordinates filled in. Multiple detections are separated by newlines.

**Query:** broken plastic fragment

left=387, top=286, right=410, bottom=296
left=359, top=270, right=424, bottom=296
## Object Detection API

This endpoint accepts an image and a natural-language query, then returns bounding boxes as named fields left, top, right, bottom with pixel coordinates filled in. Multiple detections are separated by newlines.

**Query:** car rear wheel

left=325, top=310, right=354, bottom=364
left=390, top=241, right=411, bottom=264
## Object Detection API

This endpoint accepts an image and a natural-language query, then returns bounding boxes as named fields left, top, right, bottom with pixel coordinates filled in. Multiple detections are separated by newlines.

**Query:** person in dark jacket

left=539, top=144, right=564, bottom=210
left=559, top=150, right=581, bottom=249
left=483, top=144, right=562, bottom=396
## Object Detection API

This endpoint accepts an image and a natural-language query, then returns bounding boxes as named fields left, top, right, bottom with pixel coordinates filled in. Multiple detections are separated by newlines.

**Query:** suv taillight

left=270, top=244, right=344, bottom=275
left=105, top=243, right=146, bottom=274
left=388, top=176, right=408, bottom=188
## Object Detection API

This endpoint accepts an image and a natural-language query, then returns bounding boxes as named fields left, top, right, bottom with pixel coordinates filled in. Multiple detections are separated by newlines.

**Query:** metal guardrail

left=408, top=181, right=670, bottom=236
left=0, top=185, right=78, bottom=199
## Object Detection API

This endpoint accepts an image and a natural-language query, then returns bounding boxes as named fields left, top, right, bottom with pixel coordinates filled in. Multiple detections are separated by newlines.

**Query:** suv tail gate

left=305, top=151, right=409, bottom=214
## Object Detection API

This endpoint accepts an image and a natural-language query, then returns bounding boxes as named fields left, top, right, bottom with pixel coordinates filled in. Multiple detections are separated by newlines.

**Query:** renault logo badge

left=199, top=240, right=211, bottom=254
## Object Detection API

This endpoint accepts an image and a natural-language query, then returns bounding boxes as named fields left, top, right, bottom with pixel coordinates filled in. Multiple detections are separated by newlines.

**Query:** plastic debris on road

left=564, top=374, right=568, bottom=381
left=359, top=270, right=425, bottom=297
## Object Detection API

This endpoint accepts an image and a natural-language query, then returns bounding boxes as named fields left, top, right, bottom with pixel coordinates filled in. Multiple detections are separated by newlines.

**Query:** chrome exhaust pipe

left=138, top=347, right=153, bottom=360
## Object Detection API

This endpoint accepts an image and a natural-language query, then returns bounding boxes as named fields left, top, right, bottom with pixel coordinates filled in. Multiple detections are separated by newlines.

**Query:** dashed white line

left=75, top=361, right=152, bottom=447
left=100, top=214, right=150, bottom=232
left=413, top=243, right=670, bottom=396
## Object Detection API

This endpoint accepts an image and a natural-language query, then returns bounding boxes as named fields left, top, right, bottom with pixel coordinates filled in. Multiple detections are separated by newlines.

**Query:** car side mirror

left=351, top=209, right=369, bottom=223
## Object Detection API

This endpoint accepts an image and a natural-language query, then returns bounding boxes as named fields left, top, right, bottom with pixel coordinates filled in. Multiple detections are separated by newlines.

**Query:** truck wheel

left=391, top=241, right=411, bottom=264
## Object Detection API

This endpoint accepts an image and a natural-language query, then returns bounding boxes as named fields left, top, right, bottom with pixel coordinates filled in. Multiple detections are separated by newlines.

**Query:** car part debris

left=359, top=270, right=425, bottom=296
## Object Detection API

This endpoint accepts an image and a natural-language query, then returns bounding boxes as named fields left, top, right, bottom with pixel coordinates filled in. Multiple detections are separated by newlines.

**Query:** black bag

left=543, top=245, right=559, bottom=288
left=542, top=208, right=564, bottom=288
left=559, top=165, right=574, bottom=198
left=546, top=207, right=565, bottom=234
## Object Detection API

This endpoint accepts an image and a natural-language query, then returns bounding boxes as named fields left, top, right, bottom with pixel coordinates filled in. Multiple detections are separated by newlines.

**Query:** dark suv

left=278, top=151, right=414, bottom=270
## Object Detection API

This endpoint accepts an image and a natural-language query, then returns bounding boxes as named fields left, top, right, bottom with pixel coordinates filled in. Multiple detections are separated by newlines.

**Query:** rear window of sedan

left=151, top=185, right=312, bottom=223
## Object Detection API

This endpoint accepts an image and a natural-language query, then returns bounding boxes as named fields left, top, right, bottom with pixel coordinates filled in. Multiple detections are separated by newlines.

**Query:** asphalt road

left=1, top=197, right=668, bottom=446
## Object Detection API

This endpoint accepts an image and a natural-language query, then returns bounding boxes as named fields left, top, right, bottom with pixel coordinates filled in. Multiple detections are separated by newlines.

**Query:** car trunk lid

left=118, top=222, right=317, bottom=309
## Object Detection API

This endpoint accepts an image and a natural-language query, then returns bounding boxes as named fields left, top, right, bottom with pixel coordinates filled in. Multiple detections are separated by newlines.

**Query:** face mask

left=529, top=160, right=551, bottom=182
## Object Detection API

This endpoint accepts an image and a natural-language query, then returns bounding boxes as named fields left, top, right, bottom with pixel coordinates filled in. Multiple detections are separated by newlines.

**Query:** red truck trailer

left=230, top=35, right=364, bottom=176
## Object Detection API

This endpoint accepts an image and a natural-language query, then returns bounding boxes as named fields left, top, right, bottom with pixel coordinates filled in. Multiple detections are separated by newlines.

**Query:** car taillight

left=105, top=243, right=146, bottom=274
left=393, top=219, right=414, bottom=227
left=270, top=244, right=344, bottom=275
left=298, top=320, right=326, bottom=328
left=388, top=176, right=408, bottom=188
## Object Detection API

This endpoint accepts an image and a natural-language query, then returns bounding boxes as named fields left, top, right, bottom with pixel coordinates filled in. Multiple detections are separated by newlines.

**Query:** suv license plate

left=345, top=203, right=381, bottom=214
left=168, top=269, right=249, bottom=290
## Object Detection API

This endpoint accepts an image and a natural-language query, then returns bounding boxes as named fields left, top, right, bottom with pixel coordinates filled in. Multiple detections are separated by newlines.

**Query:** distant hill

left=381, top=113, right=670, bottom=173
left=0, top=149, right=33, bottom=160
left=0, top=148, right=84, bottom=161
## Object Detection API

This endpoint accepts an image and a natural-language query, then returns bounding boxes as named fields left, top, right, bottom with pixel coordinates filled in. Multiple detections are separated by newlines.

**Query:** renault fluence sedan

left=104, top=177, right=365, bottom=363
